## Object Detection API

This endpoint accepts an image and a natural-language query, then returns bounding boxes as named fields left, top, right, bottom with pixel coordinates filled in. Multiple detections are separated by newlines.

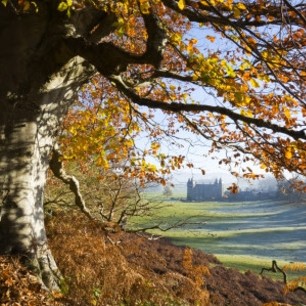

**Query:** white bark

left=49, top=144, right=94, bottom=220
left=0, top=55, right=94, bottom=289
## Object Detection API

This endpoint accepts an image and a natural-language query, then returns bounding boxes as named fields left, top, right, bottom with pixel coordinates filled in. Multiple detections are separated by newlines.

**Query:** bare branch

left=49, top=144, right=94, bottom=220
left=128, top=216, right=206, bottom=233
left=260, top=260, right=287, bottom=284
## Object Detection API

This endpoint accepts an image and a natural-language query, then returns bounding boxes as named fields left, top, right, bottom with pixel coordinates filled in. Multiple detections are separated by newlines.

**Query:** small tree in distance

left=163, top=185, right=173, bottom=197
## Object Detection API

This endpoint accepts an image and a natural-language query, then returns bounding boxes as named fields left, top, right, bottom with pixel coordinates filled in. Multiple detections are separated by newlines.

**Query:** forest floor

left=1, top=211, right=306, bottom=306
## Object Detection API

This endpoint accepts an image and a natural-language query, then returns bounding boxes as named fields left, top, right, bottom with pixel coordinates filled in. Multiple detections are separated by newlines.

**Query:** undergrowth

left=0, top=255, right=62, bottom=305
left=46, top=211, right=211, bottom=305
left=1, top=210, right=305, bottom=305
left=182, top=248, right=210, bottom=305
left=283, top=262, right=306, bottom=295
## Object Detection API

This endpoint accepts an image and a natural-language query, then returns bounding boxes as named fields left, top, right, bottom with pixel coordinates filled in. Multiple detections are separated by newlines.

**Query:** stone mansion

left=187, top=178, right=223, bottom=201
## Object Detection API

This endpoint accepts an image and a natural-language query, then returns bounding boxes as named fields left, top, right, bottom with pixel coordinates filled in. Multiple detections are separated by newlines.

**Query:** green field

left=129, top=196, right=306, bottom=279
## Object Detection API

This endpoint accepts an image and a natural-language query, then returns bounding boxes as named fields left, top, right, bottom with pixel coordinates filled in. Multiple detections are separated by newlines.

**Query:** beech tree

left=0, top=0, right=305, bottom=290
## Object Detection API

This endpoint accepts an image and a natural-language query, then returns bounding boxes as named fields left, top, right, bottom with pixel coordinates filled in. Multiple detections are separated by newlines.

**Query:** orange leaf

left=206, top=35, right=216, bottom=43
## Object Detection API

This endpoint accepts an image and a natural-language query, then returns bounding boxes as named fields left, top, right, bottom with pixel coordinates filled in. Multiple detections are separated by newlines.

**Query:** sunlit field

left=130, top=196, right=306, bottom=277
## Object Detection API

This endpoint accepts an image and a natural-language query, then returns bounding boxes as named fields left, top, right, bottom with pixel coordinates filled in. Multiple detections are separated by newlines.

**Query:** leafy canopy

left=7, top=0, right=306, bottom=184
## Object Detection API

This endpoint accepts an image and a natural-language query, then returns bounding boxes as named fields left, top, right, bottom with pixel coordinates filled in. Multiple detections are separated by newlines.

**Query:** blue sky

left=134, top=8, right=303, bottom=186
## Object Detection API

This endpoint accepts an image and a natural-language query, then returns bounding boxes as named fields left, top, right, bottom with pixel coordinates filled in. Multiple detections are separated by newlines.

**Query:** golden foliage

left=51, top=0, right=306, bottom=180
left=46, top=212, right=214, bottom=305
left=182, top=248, right=211, bottom=305
left=262, top=303, right=293, bottom=306
left=282, top=262, right=306, bottom=294
left=285, top=277, right=306, bottom=295
left=283, top=262, right=306, bottom=272
left=60, top=74, right=186, bottom=187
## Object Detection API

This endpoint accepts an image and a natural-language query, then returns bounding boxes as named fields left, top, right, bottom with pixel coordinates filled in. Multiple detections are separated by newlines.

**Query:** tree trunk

left=0, top=55, right=94, bottom=290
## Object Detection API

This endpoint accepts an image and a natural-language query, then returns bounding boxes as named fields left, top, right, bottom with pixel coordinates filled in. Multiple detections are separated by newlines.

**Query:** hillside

left=1, top=211, right=306, bottom=305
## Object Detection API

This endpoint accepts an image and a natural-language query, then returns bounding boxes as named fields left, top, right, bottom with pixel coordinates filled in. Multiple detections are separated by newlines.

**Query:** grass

left=129, top=194, right=306, bottom=280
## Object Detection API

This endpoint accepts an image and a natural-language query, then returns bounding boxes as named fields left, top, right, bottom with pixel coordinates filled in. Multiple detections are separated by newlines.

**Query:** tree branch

left=260, top=260, right=287, bottom=284
left=282, top=0, right=306, bottom=26
left=109, top=76, right=306, bottom=141
left=161, top=0, right=304, bottom=27
left=128, top=216, right=205, bottom=234
left=66, top=10, right=167, bottom=77
left=49, top=145, right=94, bottom=220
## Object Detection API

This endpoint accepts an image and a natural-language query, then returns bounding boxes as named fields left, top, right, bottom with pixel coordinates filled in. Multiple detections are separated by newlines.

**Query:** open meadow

left=130, top=195, right=306, bottom=277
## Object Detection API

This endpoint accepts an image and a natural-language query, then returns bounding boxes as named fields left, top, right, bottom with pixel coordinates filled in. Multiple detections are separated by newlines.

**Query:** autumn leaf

left=178, top=0, right=185, bottom=10
left=283, top=107, right=291, bottom=121
left=1, top=0, right=306, bottom=298
left=249, top=78, right=260, bottom=88
left=227, top=183, right=239, bottom=194
left=285, top=148, right=293, bottom=159
left=233, top=6, right=241, bottom=18
left=236, top=2, right=247, bottom=10
left=139, top=0, right=151, bottom=14
left=206, top=35, right=216, bottom=43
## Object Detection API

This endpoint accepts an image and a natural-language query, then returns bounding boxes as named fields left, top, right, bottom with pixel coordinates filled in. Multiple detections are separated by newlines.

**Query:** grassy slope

left=129, top=195, right=306, bottom=280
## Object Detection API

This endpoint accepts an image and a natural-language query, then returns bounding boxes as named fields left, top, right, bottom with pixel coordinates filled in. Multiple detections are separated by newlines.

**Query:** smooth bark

left=0, top=4, right=95, bottom=289
left=0, top=55, right=94, bottom=289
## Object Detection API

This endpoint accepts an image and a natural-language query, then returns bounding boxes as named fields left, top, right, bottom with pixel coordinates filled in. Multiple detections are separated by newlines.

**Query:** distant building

left=224, top=189, right=277, bottom=202
left=187, top=178, right=223, bottom=201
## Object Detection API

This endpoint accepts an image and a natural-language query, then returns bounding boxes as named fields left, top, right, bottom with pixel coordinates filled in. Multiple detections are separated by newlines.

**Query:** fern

left=182, top=248, right=211, bottom=305
left=262, top=302, right=292, bottom=306
left=282, top=262, right=306, bottom=293
left=285, top=276, right=306, bottom=294
left=283, top=262, right=306, bottom=272
left=182, top=248, right=211, bottom=287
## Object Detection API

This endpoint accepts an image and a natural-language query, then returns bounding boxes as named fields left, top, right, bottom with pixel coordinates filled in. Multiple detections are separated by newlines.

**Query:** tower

left=218, top=178, right=222, bottom=199
left=187, top=178, right=194, bottom=201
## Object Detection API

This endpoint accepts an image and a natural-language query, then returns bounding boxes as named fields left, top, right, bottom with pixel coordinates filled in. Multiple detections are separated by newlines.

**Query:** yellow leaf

left=178, top=0, right=185, bottom=10
left=91, top=299, right=97, bottom=306
left=58, top=2, right=68, bottom=11
left=241, top=109, right=253, bottom=117
left=240, top=59, right=251, bottom=70
left=187, top=38, right=198, bottom=52
left=285, top=148, right=292, bottom=159
left=139, top=0, right=151, bottom=14
left=249, top=78, right=259, bottom=88
left=225, top=63, right=236, bottom=78
left=237, top=2, right=247, bottom=10
left=151, top=142, right=161, bottom=151
left=279, top=74, right=289, bottom=83
left=283, top=107, right=291, bottom=119
left=233, top=6, right=241, bottom=18
left=242, top=71, right=251, bottom=81
left=171, top=33, right=182, bottom=43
